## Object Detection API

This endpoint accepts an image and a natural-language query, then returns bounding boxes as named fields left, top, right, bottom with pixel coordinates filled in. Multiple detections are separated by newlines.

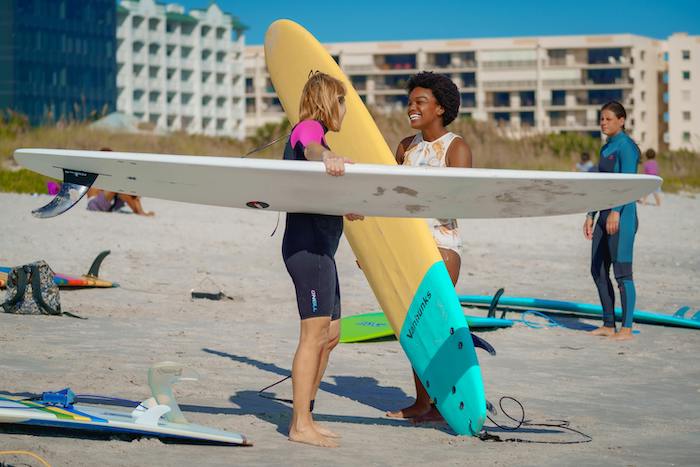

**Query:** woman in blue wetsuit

left=282, top=72, right=362, bottom=448
left=584, top=101, right=640, bottom=341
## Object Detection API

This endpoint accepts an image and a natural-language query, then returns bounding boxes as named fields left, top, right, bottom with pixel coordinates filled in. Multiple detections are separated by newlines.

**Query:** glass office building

left=0, top=0, right=117, bottom=125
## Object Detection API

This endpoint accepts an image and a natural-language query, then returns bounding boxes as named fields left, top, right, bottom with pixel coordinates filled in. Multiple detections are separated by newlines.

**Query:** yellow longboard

left=265, top=20, right=486, bottom=435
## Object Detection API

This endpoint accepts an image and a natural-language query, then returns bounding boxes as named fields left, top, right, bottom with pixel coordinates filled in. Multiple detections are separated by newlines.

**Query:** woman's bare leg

left=289, top=316, right=338, bottom=448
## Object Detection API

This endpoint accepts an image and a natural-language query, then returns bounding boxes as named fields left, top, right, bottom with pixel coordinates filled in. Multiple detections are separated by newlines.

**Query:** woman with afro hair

left=387, top=71, right=473, bottom=423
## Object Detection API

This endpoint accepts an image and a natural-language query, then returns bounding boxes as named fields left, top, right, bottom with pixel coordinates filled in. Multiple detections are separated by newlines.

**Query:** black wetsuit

left=282, top=119, right=343, bottom=320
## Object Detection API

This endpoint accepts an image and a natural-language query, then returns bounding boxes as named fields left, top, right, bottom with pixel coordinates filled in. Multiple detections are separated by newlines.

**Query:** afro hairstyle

left=406, top=71, right=460, bottom=126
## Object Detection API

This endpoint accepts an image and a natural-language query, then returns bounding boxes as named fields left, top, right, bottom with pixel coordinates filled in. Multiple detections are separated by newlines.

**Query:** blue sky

left=180, top=0, right=700, bottom=44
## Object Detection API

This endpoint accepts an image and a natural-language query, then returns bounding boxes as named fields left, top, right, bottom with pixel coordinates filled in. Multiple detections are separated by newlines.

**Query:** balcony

left=180, top=81, right=194, bottom=93
left=482, top=80, right=537, bottom=90
left=549, top=119, right=598, bottom=129
left=342, top=64, right=378, bottom=74
left=148, top=78, right=162, bottom=89
left=201, top=61, right=214, bottom=73
left=132, top=100, right=146, bottom=113
left=482, top=60, right=538, bottom=69
left=131, top=50, right=147, bottom=64
left=131, top=28, right=147, bottom=43
left=542, top=78, right=633, bottom=89
left=216, top=61, right=229, bottom=73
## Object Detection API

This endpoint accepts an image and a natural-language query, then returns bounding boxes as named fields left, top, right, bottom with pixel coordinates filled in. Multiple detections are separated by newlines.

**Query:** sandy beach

left=1, top=191, right=698, bottom=466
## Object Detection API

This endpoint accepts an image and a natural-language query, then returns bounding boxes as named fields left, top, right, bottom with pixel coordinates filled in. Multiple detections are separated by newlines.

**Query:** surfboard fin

left=487, top=288, right=505, bottom=319
left=85, top=250, right=111, bottom=278
left=32, top=169, right=98, bottom=218
left=673, top=306, right=690, bottom=319
left=471, top=333, right=496, bottom=356
left=131, top=397, right=172, bottom=427
left=147, top=362, right=199, bottom=424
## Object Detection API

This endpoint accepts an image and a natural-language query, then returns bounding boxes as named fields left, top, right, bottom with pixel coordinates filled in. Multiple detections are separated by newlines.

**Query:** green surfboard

left=340, top=312, right=514, bottom=343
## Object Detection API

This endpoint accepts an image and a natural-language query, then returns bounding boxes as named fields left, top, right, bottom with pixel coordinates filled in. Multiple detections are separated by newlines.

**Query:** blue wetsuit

left=282, top=120, right=343, bottom=321
left=589, top=132, right=639, bottom=328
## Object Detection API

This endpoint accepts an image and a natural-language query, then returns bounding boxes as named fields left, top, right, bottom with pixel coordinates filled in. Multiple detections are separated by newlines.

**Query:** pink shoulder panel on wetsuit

left=290, top=120, right=325, bottom=149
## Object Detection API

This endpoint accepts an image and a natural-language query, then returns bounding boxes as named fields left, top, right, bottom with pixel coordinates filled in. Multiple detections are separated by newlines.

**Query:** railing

left=180, top=104, right=195, bottom=115
left=342, top=64, right=378, bottom=73
left=216, top=61, right=228, bottom=73
left=426, top=61, right=478, bottom=69
left=482, top=80, right=537, bottom=89
left=202, top=106, right=215, bottom=118
left=549, top=119, right=598, bottom=128
left=180, top=81, right=194, bottom=93
left=131, top=28, right=147, bottom=43
left=132, top=100, right=146, bottom=113
left=264, top=104, right=284, bottom=113
left=131, top=50, right=147, bottom=64
left=481, top=60, right=537, bottom=69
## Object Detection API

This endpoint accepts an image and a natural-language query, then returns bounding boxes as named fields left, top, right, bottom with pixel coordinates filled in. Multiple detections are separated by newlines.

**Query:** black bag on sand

left=1, top=261, right=84, bottom=318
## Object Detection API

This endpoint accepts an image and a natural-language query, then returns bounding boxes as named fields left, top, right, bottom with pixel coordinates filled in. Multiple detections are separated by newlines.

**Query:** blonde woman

left=282, top=72, right=362, bottom=447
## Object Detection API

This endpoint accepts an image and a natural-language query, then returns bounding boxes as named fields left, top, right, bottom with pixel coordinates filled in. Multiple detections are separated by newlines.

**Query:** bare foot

left=289, top=425, right=339, bottom=448
left=386, top=401, right=431, bottom=419
left=610, top=328, right=634, bottom=341
left=412, top=405, right=445, bottom=425
left=590, top=326, right=616, bottom=337
left=314, top=422, right=341, bottom=438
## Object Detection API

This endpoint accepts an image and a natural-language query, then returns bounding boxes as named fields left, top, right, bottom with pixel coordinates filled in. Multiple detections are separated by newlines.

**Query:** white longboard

left=0, top=395, right=250, bottom=445
left=14, top=148, right=661, bottom=219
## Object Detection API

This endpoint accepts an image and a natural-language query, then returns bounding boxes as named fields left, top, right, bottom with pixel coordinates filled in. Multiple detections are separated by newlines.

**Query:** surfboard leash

left=243, top=132, right=290, bottom=237
left=258, top=375, right=315, bottom=412
left=479, top=396, right=592, bottom=445
left=244, top=132, right=290, bottom=158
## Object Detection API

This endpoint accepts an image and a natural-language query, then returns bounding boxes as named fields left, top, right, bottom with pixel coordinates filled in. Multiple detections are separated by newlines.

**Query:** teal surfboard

left=458, top=295, right=700, bottom=330
left=341, top=312, right=514, bottom=343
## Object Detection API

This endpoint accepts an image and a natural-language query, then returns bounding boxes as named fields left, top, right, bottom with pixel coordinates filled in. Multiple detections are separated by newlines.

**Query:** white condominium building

left=246, top=33, right=680, bottom=151
left=665, top=33, right=699, bottom=151
left=116, top=0, right=246, bottom=139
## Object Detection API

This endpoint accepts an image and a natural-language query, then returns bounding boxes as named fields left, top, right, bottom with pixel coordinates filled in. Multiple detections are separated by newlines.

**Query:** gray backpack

left=2, top=260, right=62, bottom=315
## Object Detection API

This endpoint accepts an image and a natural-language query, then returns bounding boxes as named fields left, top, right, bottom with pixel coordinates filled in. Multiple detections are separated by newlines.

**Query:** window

left=682, top=90, right=691, bottom=100
left=641, top=131, right=646, bottom=141
left=641, top=111, right=646, bottom=121
left=682, top=50, right=690, bottom=60
left=641, top=91, right=646, bottom=102
left=682, top=71, right=691, bottom=80
left=682, top=132, right=691, bottom=142
left=683, top=111, right=691, bottom=121
left=640, top=50, right=646, bottom=61
left=640, top=70, right=645, bottom=81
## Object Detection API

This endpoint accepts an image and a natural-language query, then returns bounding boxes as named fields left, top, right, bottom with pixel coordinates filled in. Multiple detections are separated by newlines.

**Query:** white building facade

left=116, top=0, right=246, bottom=139
left=665, top=33, right=700, bottom=151
left=245, top=33, right=695, bottom=152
